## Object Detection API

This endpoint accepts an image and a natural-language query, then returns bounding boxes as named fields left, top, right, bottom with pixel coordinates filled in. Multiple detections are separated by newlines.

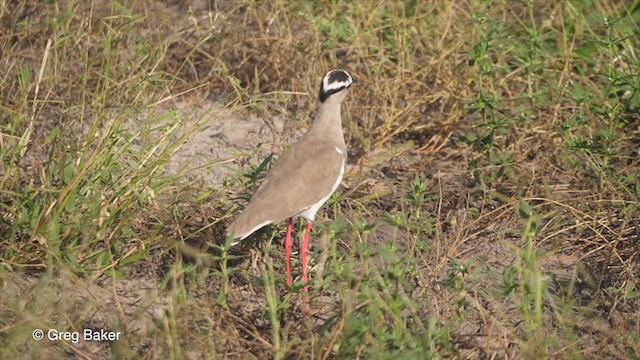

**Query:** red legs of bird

left=301, top=222, right=312, bottom=312
left=284, top=219, right=312, bottom=312
left=285, top=218, right=293, bottom=287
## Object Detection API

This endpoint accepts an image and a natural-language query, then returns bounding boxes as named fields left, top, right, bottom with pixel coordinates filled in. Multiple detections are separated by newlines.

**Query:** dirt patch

left=157, top=100, right=291, bottom=188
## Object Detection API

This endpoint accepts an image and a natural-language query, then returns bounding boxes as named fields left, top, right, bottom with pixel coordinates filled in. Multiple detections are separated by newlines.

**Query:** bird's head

left=318, top=69, right=353, bottom=103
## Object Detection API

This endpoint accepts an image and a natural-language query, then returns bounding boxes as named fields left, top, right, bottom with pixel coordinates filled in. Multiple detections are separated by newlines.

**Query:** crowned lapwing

left=227, top=69, right=353, bottom=301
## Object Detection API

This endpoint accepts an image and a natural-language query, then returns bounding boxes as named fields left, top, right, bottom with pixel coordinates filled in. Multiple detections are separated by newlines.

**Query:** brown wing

left=227, top=138, right=345, bottom=239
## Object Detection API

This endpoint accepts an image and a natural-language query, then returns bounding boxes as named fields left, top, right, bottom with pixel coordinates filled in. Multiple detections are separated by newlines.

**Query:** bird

left=227, top=69, right=353, bottom=298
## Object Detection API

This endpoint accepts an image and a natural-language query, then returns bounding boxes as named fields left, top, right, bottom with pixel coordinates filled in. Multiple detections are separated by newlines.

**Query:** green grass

left=1, top=0, right=639, bottom=358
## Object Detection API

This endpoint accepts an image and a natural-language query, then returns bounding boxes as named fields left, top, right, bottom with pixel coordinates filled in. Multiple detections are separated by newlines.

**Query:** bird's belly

left=298, top=158, right=345, bottom=221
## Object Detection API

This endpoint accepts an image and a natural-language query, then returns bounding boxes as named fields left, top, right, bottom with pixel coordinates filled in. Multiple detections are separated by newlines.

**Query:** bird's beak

left=350, top=71, right=366, bottom=86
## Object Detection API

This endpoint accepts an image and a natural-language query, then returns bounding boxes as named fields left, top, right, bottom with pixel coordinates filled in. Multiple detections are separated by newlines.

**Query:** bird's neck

left=308, top=98, right=345, bottom=147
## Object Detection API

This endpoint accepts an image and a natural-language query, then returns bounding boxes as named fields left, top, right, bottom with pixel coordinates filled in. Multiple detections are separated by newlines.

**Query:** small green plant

left=261, top=260, right=286, bottom=360
left=463, top=12, right=517, bottom=187
left=445, top=257, right=469, bottom=319
left=331, top=240, right=452, bottom=358
left=511, top=199, right=551, bottom=357
left=209, top=236, right=242, bottom=306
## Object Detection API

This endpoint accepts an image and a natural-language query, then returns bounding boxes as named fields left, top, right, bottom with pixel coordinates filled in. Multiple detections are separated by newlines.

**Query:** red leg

left=301, top=222, right=312, bottom=312
left=285, top=218, right=293, bottom=287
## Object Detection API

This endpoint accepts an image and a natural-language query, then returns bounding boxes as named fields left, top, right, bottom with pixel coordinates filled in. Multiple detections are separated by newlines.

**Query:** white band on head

left=322, top=70, right=352, bottom=92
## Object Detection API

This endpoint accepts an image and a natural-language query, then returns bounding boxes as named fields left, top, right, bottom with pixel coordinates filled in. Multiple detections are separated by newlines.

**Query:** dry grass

left=1, top=0, right=639, bottom=359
